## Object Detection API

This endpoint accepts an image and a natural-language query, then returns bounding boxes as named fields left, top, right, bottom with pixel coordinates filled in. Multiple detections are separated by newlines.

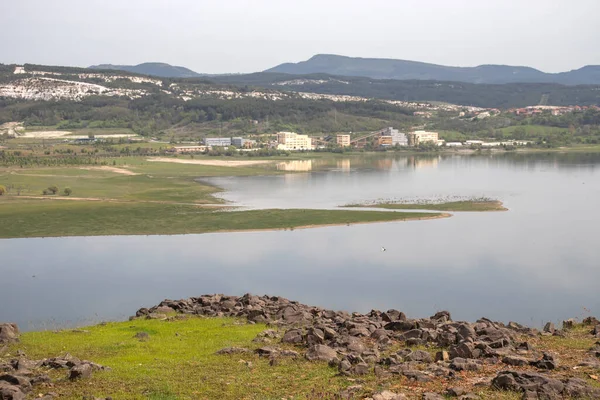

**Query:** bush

left=0, top=185, right=5, bottom=195
left=47, top=185, right=59, bottom=195
left=63, top=187, right=72, bottom=196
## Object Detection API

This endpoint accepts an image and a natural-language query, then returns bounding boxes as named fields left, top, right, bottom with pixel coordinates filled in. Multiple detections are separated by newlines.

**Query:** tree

left=63, top=187, right=72, bottom=196
left=47, top=185, right=59, bottom=195
left=0, top=185, right=5, bottom=196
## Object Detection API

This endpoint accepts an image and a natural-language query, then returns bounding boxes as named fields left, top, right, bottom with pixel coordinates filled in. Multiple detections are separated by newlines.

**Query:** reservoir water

left=2, top=152, right=600, bottom=331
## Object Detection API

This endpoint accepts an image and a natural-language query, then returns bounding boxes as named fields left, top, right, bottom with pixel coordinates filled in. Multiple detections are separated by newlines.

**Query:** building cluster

left=201, top=137, right=257, bottom=148
left=276, top=132, right=312, bottom=151
left=507, top=105, right=599, bottom=116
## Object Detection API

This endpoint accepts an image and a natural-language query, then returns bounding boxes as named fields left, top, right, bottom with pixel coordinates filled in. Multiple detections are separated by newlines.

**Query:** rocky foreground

left=2, top=294, right=600, bottom=399
left=137, top=294, right=600, bottom=400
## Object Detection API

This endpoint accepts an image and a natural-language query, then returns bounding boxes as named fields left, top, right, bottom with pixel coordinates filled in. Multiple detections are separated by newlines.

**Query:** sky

left=2, top=0, right=599, bottom=74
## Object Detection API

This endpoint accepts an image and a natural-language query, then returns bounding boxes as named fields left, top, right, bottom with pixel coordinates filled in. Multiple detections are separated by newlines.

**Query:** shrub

left=63, top=187, right=72, bottom=196
left=47, top=186, right=59, bottom=195
left=0, top=185, right=5, bottom=195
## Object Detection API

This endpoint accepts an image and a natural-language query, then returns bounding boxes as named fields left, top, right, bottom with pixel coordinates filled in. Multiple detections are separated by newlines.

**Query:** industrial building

left=336, top=134, right=351, bottom=147
left=381, top=127, right=408, bottom=146
left=408, top=130, right=439, bottom=146
left=232, top=137, right=257, bottom=148
left=203, top=137, right=232, bottom=147
left=276, top=132, right=312, bottom=151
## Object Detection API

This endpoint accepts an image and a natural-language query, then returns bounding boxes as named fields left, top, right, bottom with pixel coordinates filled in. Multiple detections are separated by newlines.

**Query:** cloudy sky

left=2, top=0, right=599, bottom=74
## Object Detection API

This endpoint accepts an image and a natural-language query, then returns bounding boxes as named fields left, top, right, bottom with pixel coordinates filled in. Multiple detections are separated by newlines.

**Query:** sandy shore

left=79, top=166, right=139, bottom=175
left=147, top=157, right=272, bottom=167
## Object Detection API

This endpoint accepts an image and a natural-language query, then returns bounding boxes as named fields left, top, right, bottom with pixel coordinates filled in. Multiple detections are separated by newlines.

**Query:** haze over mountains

left=88, top=55, right=600, bottom=85
left=89, top=62, right=203, bottom=78
left=266, top=55, right=600, bottom=85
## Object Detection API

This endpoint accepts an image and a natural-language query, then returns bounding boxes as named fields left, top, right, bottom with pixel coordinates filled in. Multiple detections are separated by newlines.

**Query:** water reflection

left=2, top=152, right=600, bottom=331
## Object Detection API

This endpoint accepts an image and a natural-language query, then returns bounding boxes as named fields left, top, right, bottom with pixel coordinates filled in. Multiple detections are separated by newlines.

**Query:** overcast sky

left=2, top=0, right=599, bottom=74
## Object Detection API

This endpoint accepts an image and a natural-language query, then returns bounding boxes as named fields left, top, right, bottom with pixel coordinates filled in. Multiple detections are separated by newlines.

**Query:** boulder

left=305, top=344, right=338, bottom=363
left=406, top=350, right=433, bottom=363
left=422, top=393, right=444, bottom=400
left=69, top=363, right=93, bottom=380
left=449, top=342, right=476, bottom=359
left=430, top=311, right=451, bottom=323
left=0, top=325, right=19, bottom=344
left=450, top=358, right=481, bottom=371
left=0, top=375, right=31, bottom=394
left=502, top=356, right=532, bottom=366
left=543, top=322, right=555, bottom=334
left=0, top=384, right=26, bottom=400
left=531, top=352, right=557, bottom=370
left=282, top=329, right=304, bottom=344
left=382, top=310, right=406, bottom=322
left=372, top=391, right=407, bottom=400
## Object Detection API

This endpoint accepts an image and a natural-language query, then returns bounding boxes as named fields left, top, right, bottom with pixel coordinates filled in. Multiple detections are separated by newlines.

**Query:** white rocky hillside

left=1, top=65, right=483, bottom=112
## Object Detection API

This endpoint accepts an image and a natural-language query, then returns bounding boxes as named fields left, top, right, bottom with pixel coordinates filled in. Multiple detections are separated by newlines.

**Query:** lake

left=2, top=152, right=600, bottom=331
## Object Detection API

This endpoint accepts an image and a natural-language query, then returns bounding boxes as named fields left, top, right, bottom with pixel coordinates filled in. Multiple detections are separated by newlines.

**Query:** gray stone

left=381, top=310, right=406, bottom=322
left=0, top=375, right=31, bottom=394
left=215, top=347, right=250, bottom=355
left=0, top=325, right=19, bottom=344
left=531, top=352, right=557, bottom=370
left=435, top=350, right=450, bottom=362
left=543, top=322, right=555, bottom=334
left=446, top=387, right=466, bottom=397
left=305, top=344, right=338, bottom=362
left=422, top=393, right=444, bottom=400
left=0, top=384, right=26, bottom=400
left=456, top=324, right=476, bottom=342
left=502, top=356, right=531, bottom=366
left=134, top=332, right=149, bottom=341
left=372, top=391, right=407, bottom=400
left=281, top=329, right=304, bottom=344
left=450, top=358, right=481, bottom=371
left=69, top=363, right=93, bottom=380
left=407, top=350, right=433, bottom=363
left=449, top=342, right=475, bottom=359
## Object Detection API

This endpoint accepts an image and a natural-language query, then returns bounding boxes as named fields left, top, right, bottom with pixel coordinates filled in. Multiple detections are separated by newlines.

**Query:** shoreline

left=3, top=294, right=600, bottom=399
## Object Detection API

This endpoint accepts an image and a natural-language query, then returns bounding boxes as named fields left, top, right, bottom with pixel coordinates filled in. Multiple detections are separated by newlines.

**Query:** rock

left=402, top=369, right=432, bottom=382
left=339, top=384, right=363, bottom=399
left=69, top=363, right=93, bottom=380
left=422, top=393, right=444, bottom=400
left=407, top=350, right=433, bottom=363
left=430, top=311, right=451, bottom=323
left=0, top=324, right=19, bottom=344
left=305, top=344, right=338, bottom=363
left=563, top=377, right=600, bottom=397
left=457, top=394, right=479, bottom=400
left=531, top=352, right=557, bottom=370
left=450, top=358, right=481, bottom=371
left=384, top=320, right=415, bottom=332
left=435, top=350, right=450, bottom=362
left=0, top=375, right=31, bottom=393
left=492, top=371, right=565, bottom=398
left=449, top=342, right=476, bottom=359
left=446, top=387, right=466, bottom=397
left=456, top=324, right=477, bottom=342
left=372, top=391, right=407, bottom=400
left=583, top=316, right=600, bottom=326
left=215, top=347, right=250, bottom=355
left=282, top=329, right=304, bottom=344
left=502, top=356, right=531, bottom=366
left=352, top=362, right=370, bottom=375
left=543, top=322, right=555, bottom=334
left=0, top=384, right=26, bottom=400
left=562, top=318, right=575, bottom=329
left=338, top=358, right=352, bottom=375
left=255, top=347, right=279, bottom=357
left=382, top=310, right=406, bottom=322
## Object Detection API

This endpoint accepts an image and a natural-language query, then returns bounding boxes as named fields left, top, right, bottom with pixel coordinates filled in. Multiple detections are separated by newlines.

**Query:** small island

left=345, top=199, right=508, bottom=212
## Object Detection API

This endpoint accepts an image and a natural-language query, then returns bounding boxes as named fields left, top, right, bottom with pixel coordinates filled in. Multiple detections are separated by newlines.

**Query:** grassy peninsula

left=346, top=199, right=507, bottom=212
left=0, top=156, right=447, bottom=239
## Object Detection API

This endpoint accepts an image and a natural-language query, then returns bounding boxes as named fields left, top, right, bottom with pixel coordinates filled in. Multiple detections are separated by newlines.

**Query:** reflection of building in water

left=337, top=159, right=351, bottom=171
left=374, top=158, right=394, bottom=170
left=277, top=160, right=313, bottom=171
left=407, top=156, right=440, bottom=169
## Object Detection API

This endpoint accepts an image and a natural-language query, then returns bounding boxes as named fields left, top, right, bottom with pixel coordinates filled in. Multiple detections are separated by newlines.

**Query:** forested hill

left=211, top=73, right=600, bottom=109
left=89, top=62, right=202, bottom=78
left=266, top=54, right=600, bottom=85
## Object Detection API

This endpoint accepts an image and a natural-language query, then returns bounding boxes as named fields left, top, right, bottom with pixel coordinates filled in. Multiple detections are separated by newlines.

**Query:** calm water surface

left=2, top=152, right=600, bottom=330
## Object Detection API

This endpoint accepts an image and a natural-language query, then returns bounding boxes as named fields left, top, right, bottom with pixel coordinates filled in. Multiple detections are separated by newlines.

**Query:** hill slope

left=89, top=62, right=202, bottom=78
left=266, top=54, right=600, bottom=85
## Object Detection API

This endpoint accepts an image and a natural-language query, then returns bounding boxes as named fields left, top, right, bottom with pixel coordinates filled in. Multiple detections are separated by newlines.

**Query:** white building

left=276, top=132, right=312, bottom=151
left=381, top=127, right=408, bottom=146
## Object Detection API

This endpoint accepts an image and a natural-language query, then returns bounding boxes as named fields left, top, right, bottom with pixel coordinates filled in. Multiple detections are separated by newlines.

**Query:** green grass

left=345, top=200, right=507, bottom=212
left=0, top=199, right=443, bottom=238
left=7, top=317, right=351, bottom=399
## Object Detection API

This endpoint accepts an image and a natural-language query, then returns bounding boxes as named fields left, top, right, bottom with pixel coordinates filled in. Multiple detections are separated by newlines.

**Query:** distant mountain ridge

left=265, top=54, right=600, bottom=85
left=89, top=62, right=202, bottom=78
